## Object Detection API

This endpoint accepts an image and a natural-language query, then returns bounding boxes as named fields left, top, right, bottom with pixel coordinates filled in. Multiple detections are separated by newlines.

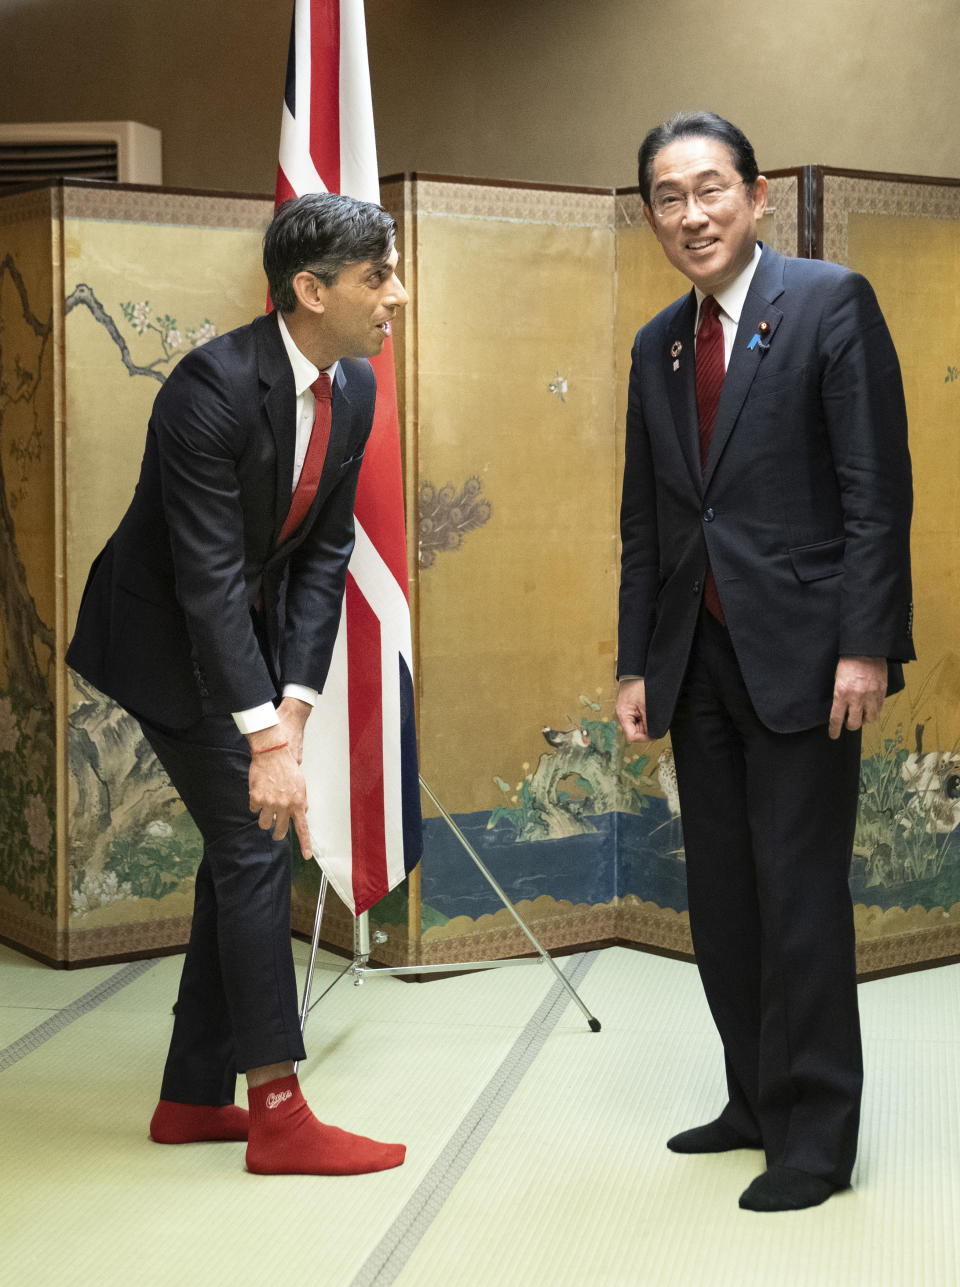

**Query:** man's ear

left=751, top=175, right=769, bottom=220
left=290, top=270, right=326, bottom=316
left=642, top=203, right=660, bottom=241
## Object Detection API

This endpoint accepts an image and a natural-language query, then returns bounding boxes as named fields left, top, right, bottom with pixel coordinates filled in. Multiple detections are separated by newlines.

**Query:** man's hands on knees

left=829, top=656, right=887, bottom=740
left=616, top=677, right=652, bottom=743
left=247, top=697, right=314, bottom=858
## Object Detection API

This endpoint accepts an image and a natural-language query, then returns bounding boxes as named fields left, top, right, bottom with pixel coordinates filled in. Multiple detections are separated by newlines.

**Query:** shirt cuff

left=232, top=701, right=280, bottom=735
left=282, top=683, right=318, bottom=707
left=232, top=686, right=318, bottom=734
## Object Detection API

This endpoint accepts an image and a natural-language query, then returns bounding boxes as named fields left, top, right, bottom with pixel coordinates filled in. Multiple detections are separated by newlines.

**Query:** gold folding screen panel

left=816, top=171, right=960, bottom=972
left=0, top=183, right=273, bottom=963
left=0, top=188, right=58, bottom=958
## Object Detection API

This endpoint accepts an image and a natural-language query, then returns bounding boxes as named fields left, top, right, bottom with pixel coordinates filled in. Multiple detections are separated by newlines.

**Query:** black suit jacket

left=618, top=245, right=914, bottom=737
left=67, top=311, right=376, bottom=728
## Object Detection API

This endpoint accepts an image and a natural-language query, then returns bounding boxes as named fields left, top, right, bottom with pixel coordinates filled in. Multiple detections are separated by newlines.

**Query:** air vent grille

left=0, top=140, right=120, bottom=187
left=0, top=123, right=162, bottom=188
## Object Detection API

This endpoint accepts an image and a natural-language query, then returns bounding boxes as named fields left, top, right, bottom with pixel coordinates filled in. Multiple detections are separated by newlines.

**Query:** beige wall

left=0, top=0, right=289, bottom=194
left=1, top=0, right=959, bottom=193
left=368, top=0, right=960, bottom=186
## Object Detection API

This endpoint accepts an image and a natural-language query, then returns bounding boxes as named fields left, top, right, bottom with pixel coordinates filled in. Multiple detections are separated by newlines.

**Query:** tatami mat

left=1, top=941, right=957, bottom=1286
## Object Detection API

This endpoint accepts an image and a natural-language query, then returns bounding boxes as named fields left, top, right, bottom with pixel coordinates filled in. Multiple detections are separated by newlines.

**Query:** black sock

left=667, top=1118, right=761, bottom=1154
left=739, top=1166, right=841, bottom=1212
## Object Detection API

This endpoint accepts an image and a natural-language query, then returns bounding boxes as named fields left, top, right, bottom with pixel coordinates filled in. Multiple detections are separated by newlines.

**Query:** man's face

left=316, top=245, right=408, bottom=359
left=643, top=137, right=767, bottom=294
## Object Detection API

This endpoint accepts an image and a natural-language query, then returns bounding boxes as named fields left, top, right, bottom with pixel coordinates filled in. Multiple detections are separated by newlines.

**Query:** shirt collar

left=277, top=312, right=339, bottom=395
left=695, top=241, right=762, bottom=328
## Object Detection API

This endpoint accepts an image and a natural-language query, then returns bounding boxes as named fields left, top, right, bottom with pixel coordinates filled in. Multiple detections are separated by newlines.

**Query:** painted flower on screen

left=25, top=794, right=52, bottom=855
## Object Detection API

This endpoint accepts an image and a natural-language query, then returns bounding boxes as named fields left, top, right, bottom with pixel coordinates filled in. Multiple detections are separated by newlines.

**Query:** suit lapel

left=663, top=291, right=701, bottom=492
left=321, top=361, right=354, bottom=491
left=256, top=313, right=299, bottom=545
left=703, top=246, right=785, bottom=491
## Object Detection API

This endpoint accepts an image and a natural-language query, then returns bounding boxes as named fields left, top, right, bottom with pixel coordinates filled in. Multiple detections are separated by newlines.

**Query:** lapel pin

left=671, top=340, right=682, bottom=370
left=747, top=320, right=772, bottom=352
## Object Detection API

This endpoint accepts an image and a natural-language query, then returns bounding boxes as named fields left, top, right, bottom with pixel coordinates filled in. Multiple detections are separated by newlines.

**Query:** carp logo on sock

left=265, top=1090, right=293, bottom=1110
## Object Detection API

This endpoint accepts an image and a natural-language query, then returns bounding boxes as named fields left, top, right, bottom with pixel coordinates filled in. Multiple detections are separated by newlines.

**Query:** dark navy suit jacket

left=617, top=244, right=914, bottom=737
left=67, top=311, right=376, bottom=729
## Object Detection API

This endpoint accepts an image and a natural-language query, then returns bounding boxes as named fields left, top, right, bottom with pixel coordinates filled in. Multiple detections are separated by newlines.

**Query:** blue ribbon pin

left=748, top=320, right=772, bottom=351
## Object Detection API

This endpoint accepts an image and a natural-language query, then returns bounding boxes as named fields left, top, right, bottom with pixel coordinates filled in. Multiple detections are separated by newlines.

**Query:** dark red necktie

left=277, top=372, right=332, bottom=545
left=695, top=296, right=726, bottom=623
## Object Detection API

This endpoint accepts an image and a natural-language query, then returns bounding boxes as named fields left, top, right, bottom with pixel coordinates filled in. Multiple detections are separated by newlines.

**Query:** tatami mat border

left=0, top=959, right=157, bottom=1072
left=351, top=951, right=599, bottom=1287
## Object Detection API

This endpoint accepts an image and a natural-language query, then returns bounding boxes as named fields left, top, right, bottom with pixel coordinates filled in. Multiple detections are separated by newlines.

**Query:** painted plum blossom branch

left=64, top=285, right=217, bottom=384
left=120, top=299, right=217, bottom=367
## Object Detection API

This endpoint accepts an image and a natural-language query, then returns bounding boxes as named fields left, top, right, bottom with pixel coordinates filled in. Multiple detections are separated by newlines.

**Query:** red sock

left=150, top=1100, right=249, bottom=1144
left=245, top=1075, right=405, bottom=1175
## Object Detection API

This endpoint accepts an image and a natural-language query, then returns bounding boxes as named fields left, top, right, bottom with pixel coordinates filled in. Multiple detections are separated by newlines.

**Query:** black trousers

left=670, top=611, right=863, bottom=1185
left=140, top=713, right=306, bottom=1105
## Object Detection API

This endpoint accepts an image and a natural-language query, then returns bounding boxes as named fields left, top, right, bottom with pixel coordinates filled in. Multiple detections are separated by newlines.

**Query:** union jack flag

left=276, top=0, right=421, bottom=915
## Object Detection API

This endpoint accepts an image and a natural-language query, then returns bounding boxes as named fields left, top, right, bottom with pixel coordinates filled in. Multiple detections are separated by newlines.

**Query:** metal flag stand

left=296, top=775, right=600, bottom=1053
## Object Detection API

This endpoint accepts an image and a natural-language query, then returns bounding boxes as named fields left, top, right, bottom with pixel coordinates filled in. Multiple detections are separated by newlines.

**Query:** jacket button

left=703, top=507, right=715, bottom=522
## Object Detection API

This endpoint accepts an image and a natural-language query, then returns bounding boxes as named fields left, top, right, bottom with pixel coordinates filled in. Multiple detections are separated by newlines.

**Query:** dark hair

left=263, top=192, right=397, bottom=313
left=637, top=112, right=760, bottom=206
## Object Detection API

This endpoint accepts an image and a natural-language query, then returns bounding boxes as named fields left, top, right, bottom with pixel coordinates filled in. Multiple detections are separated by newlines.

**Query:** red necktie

left=695, top=296, right=726, bottom=623
left=277, top=372, right=332, bottom=545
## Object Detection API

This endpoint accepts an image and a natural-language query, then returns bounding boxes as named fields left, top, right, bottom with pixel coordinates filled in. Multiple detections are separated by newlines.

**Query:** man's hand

left=276, top=695, right=312, bottom=765
left=247, top=703, right=314, bottom=858
left=828, top=656, right=887, bottom=740
left=617, top=677, right=652, bottom=743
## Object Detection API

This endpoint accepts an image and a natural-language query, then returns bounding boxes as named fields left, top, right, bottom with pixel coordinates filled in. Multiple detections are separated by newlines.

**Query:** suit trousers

left=669, top=610, right=863, bottom=1185
left=139, top=713, right=307, bottom=1104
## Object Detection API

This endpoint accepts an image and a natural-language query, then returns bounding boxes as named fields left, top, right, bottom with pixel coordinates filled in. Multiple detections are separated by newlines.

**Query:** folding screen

left=1, top=171, right=956, bottom=978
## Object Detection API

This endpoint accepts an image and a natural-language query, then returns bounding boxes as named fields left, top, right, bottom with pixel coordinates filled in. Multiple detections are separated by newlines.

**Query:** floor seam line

left=348, top=950, right=599, bottom=1287
left=0, top=959, right=158, bottom=1072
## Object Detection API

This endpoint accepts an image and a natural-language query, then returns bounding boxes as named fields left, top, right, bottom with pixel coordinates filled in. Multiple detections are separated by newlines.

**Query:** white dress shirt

left=232, top=315, right=339, bottom=735
left=693, top=241, right=762, bottom=369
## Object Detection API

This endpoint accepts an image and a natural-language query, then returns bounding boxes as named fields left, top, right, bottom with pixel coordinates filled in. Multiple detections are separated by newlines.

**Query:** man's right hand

left=616, top=677, right=652, bottom=743
left=247, top=724, right=312, bottom=859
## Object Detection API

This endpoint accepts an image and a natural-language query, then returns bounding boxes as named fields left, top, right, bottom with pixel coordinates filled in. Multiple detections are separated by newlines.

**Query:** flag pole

left=297, top=776, right=601, bottom=1039
left=279, top=3, right=598, bottom=1039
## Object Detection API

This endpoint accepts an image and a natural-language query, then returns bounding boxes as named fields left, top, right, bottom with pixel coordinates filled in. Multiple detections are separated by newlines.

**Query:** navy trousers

left=140, top=713, right=307, bottom=1105
left=669, top=610, right=863, bottom=1185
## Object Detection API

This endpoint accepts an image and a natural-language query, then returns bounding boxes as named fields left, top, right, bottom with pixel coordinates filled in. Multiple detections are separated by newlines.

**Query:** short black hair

left=263, top=191, right=397, bottom=314
left=637, top=112, right=760, bottom=206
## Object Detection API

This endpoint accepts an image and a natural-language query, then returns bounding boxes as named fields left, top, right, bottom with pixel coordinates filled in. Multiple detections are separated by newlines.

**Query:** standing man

left=616, top=113, right=913, bottom=1211
left=67, top=193, right=408, bottom=1176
